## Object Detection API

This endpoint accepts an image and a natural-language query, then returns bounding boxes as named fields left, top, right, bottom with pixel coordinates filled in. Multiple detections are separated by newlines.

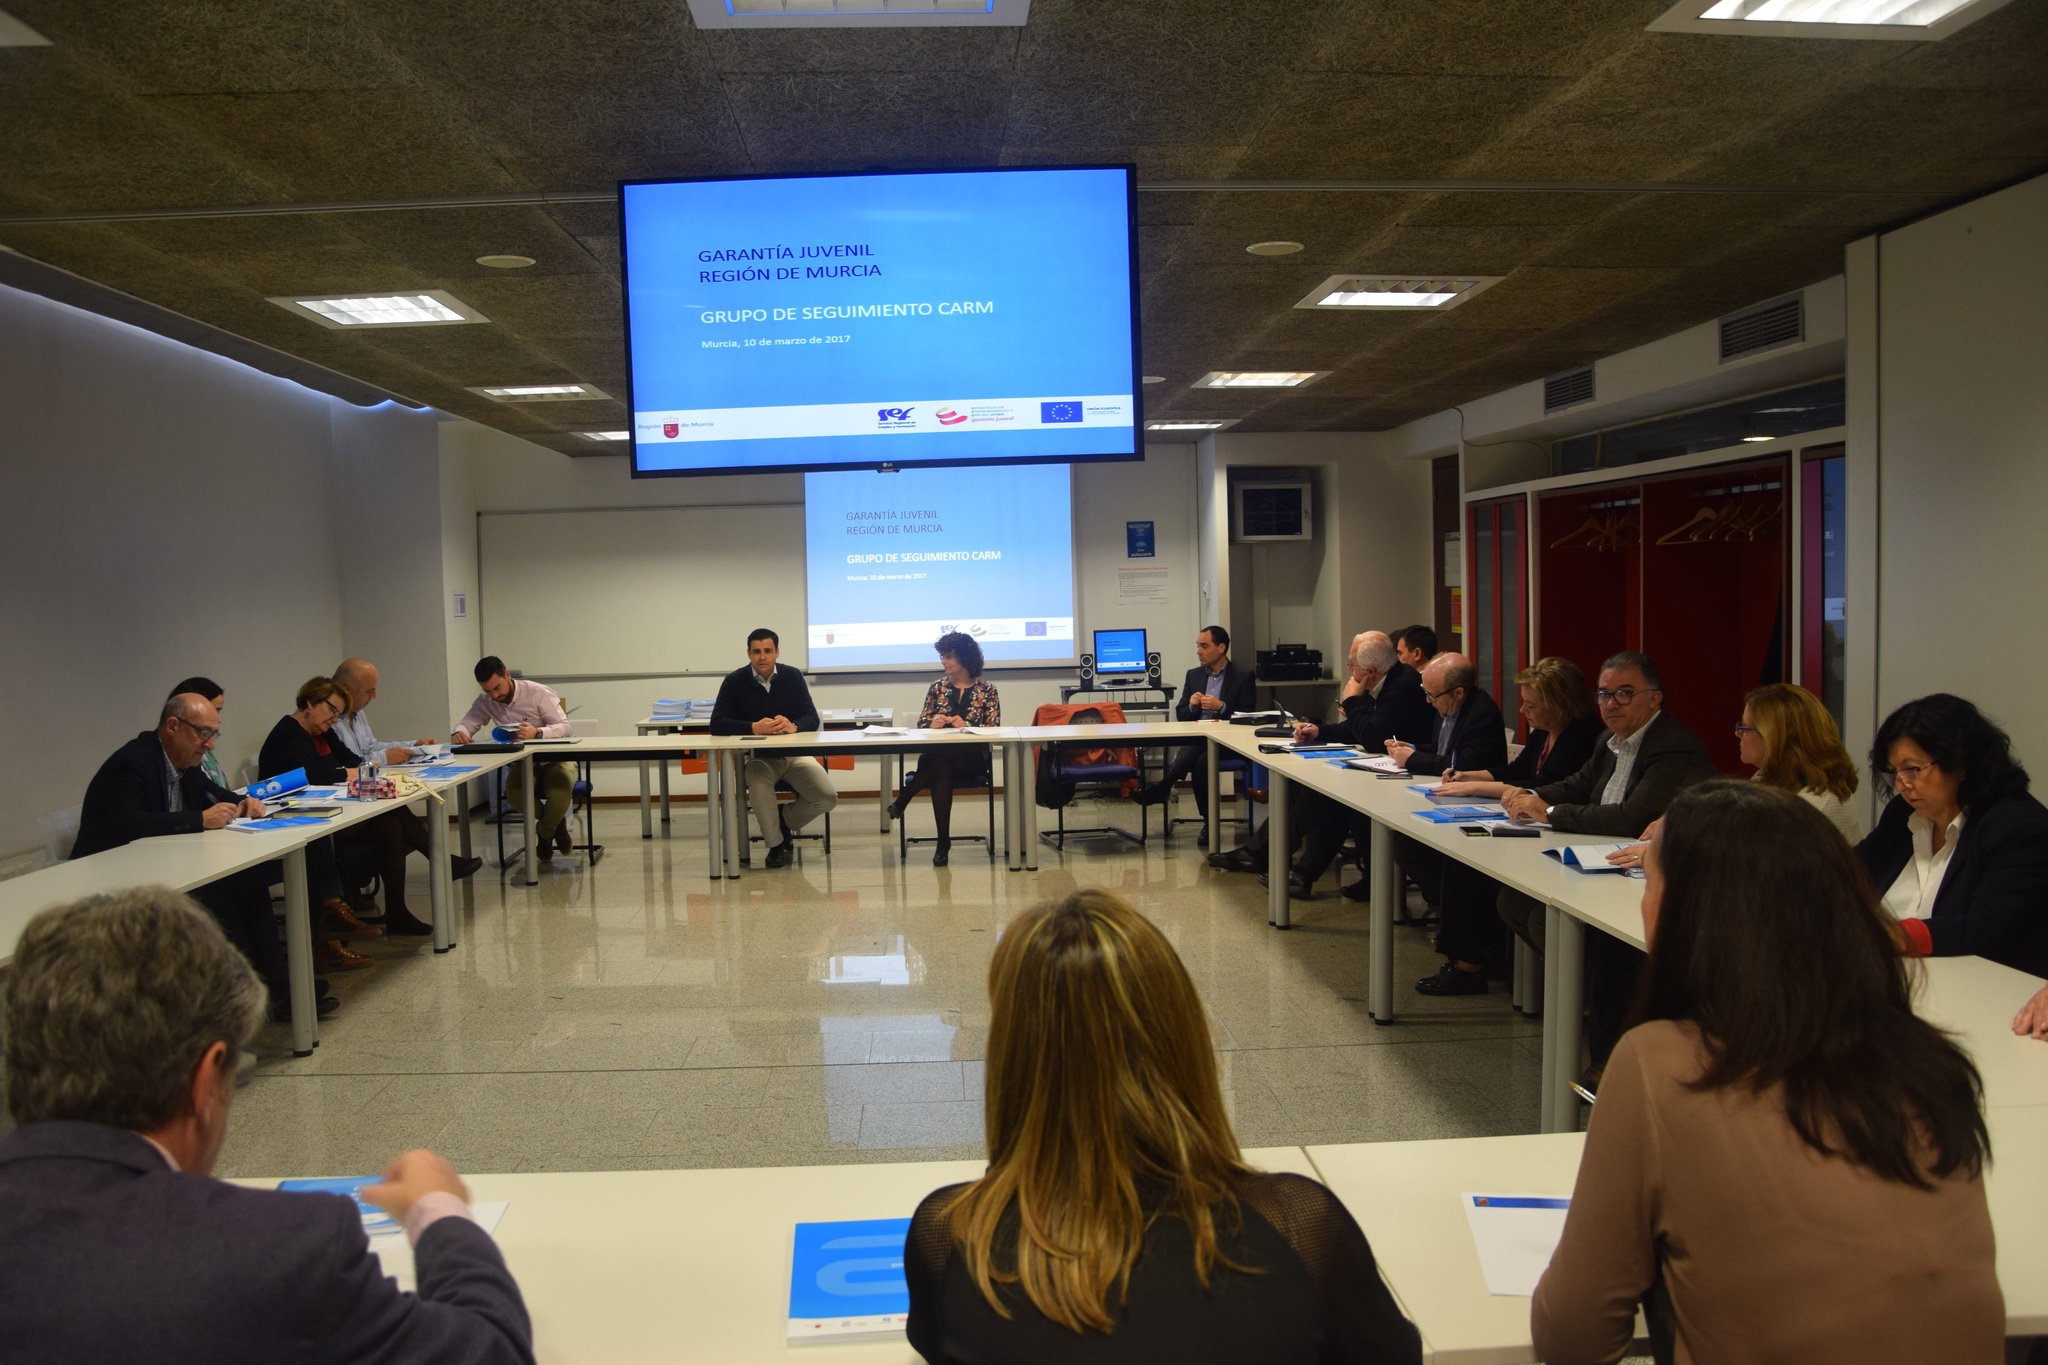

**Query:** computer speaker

left=1079, top=653, right=1095, bottom=686
left=1146, top=651, right=1162, bottom=687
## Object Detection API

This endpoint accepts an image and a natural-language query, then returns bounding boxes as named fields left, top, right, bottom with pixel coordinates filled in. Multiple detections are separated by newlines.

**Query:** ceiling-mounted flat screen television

left=620, top=165, right=1140, bottom=478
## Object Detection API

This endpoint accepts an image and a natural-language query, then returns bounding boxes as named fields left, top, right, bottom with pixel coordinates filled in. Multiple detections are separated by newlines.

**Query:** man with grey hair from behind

left=0, top=888, right=534, bottom=1365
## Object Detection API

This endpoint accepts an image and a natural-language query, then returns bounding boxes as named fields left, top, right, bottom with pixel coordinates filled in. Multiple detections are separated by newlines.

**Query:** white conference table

left=1202, top=731, right=2048, bottom=1133
left=603, top=720, right=1224, bottom=881
left=633, top=710, right=896, bottom=840
left=0, top=749, right=524, bottom=1056
left=245, top=1146, right=1317, bottom=1365
left=1310, top=1102, right=2048, bottom=1362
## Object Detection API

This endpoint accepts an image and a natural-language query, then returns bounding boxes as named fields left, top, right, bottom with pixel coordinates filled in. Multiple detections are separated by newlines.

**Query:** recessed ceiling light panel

left=1246, top=241, right=1305, bottom=256
left=466, top=383, right=612, bottom=403
left=1194, top=371, right=1328, bottom=389
left=1145, top=419, right=1240, bottom=432
left=686, top=0, right=1028, bottom=27
left=577, top=430, right=631, bottom=441
left=475, top=254, right=537, bottom=269
left=1647, top=0, right=2014, bottom=39
left=268, top=289, right=488, bottom=329
left=1296, top=274, right=1504, bottom=311
left=1141, top=375, right=1167, bottom=384
left=0, top=8, right=51, bottom=46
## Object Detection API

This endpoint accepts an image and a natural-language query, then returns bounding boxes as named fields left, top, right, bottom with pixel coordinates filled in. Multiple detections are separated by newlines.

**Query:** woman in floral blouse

left=889, top=632, right=1001, bottom=865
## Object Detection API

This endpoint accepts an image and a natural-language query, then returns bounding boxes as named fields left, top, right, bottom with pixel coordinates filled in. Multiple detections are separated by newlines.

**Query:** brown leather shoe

left=315, top=940, right=375, bottom=972
left=320, top=898, right=383, bottom=941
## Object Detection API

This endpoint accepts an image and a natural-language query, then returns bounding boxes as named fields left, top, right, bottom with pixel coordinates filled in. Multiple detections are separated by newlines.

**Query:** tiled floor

left=221, top=794, right=1545, bottom=1178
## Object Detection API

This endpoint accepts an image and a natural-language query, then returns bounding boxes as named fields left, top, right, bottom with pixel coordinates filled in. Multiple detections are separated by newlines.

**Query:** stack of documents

left=788, top=1218, right=912, bottom=1343
left=1411, top=805, right=1511, bottom=824
left=651, top=698, right=716, bottom=721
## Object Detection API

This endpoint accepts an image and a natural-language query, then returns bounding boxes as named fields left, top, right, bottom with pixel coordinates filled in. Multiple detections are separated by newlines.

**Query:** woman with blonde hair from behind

left=1739, top=682, right=1863, bottom=841
left=904, top=890, right=1420, bottom=1363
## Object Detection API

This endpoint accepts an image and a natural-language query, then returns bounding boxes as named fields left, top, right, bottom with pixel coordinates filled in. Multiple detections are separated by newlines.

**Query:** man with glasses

left=1499, top=651, right=1715, bottom=1083
left=1130, top=625, right=1257, bottom=845
left=72, top=693, right=312, bottom=1018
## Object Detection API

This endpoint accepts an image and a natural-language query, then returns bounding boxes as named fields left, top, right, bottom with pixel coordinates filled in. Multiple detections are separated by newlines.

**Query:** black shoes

left=932, top=840, right=951, bottom=868
left=1130, top=783, right=1171, bottom=808
left=450, top=854, right=484, bottom=881
left=553, top=822, right=573, bottom=855
left=1257, top=869, right=1316, bottom=899
left=384, top=909, right=434, bottom=937
left=1196, top=826, right=1209, bottom=850
left=885, top=796, right=907, bottom=821
left=1414, top=962, right=1490, bottom=996
left=270, top=992, right=339, bottom=1023
left=764, top=838, right=795, bottom=868
left=1207, top=847, right=1260, bottom=873
left=1341, top=878, right=1374, bottom=903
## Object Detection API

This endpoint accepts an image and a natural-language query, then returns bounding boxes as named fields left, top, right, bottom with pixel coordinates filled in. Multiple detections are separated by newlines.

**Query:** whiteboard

left=477, top=504, right=805, bottom=677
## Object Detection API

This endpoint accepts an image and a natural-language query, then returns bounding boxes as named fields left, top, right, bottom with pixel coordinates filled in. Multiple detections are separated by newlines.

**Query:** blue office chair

left=1040, top=750, right=1147, bottom=850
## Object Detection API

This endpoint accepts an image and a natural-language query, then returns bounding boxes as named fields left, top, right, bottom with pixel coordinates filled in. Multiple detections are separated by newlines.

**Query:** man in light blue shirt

left=332, top=659, right=480, bottom=934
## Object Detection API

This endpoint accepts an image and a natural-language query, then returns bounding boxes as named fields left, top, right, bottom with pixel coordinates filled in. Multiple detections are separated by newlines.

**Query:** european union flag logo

left=1040, top=401, right=1083, bottom=424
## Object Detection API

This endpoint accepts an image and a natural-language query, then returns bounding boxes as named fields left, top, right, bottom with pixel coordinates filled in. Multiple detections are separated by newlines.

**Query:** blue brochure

left=1411, top=806, right=1510, bottom=823
left=277, top=1175, right=396, bottom=1232
left=247, top=768, right=308, bottom=801
left=788, top=1217, right=912, bottom=1343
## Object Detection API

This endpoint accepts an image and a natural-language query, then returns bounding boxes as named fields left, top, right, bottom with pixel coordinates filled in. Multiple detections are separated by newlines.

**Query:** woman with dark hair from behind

left=1534, top=781, right=2000, bottom=1364
left=887, top=632, right=1000, bottom=867
left=905, top=890, right=1420, bottom=1363
left=1855, top=692, right=2048, bottom=974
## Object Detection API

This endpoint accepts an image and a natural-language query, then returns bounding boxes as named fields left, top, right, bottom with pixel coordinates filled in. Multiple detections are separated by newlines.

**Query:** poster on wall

left=1126, top=520, right=1155, bottom=558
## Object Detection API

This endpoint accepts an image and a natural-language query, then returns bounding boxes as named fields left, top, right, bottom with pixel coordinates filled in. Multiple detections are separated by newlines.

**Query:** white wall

left=0, top=282, right=440, bottom=863
left=440, top=426, right=1203, bottom=793
left=1872, top=172, right=2048, bottom=769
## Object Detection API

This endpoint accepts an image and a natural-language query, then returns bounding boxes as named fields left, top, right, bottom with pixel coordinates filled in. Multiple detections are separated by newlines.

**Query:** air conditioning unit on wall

left=1234, top=482, right=1313, bottom=542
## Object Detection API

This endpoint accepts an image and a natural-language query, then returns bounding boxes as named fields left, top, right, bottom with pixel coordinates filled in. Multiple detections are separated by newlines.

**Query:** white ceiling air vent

left=1295, top=274, right=1504, bottom=311
left=1544, top=366, right=1595, bottom=413
left=1719, top=293, right=1804, bottom=363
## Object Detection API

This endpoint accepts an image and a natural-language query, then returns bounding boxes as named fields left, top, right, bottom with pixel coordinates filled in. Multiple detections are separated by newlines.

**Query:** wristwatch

left=1545, top=805, right=1556, bottom=820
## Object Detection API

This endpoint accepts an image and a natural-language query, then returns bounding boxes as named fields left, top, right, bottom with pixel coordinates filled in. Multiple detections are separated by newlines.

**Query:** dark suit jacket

left=1491, top=715, right=1605, bottom=790
left=72, top=731, right=244, bottom=860
left=708, top=663, right=822, bottom=735
left=1855, top=791, right=2048, bottom=975
left=0, top=1121, right=533, bottom=1365
left=258, top=713, right=360, bottom=784
left=1332, top=662, right=1436, bottom=753
left=1175, top=660, right=1259, bottom=721
left=1533, top=710, right=1718, bottom=837
left=1404, top=687, right=1510, bottom=777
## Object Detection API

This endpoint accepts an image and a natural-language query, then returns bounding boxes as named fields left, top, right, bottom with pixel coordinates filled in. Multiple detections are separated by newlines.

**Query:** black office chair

left=743, top=778, right=833, bottom=865
left=1165, top=750, right=1255, bottom=843
left=895, top=758, right=998, bottom=862
left=1040, top=747, right=1147, bottom=849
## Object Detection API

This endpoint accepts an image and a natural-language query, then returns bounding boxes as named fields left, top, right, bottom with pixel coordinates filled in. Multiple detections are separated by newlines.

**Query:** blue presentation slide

left=623, top=167, right=1137, bottom=474
left=805, top=464, right=1075, bottom=670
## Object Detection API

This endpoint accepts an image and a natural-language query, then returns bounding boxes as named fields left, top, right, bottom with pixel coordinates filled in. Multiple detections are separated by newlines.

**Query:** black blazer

left=1533, top=711, right=1718, bottom=838
left=1175, top=660, right=1259, bottom=721
left=72, top=731, right=243, bottom=860
left=708, top=663, right=822, bottom=735
left=1855, top=791, right=2048, bottom=975
left=1404, top=687, right=1510, bottom=777
left=1333, top=662, right=1436, bottom=753
left=0, top=1121, right=534, bottom=1365
left=258, top=713, right=359, bottom=784
left=1491, top=714, right=1605, bottom=790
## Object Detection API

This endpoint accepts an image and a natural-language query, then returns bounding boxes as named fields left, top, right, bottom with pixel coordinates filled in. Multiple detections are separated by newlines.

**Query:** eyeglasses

left=1594, top=687, right=1652, bottom=707
left=173, top=716, right=221, bottom=742
left=1422, top=687, right=1464, bottom=704
left=1880, top=762, right=1938, bottom=786
left=320, top=699, right=343, bottom=717
left=1732, top=724, right=1759, bottom=737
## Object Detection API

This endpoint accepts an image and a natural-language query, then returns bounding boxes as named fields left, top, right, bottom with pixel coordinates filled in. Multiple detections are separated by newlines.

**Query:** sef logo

left=877, top=407, right=915, bottom=422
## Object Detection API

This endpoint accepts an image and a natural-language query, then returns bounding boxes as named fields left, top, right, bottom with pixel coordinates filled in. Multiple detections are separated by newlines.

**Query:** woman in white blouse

left=1738, top=683, right=1864, bottom=842
left=1853, top=693, right=2048, bottom=975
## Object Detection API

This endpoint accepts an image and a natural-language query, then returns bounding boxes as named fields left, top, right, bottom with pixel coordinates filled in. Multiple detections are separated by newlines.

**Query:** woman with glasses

left=1735, top=683, right=1863, bottom=841
left=258, top=677, right=383, bottom=973
left=887, top=632, right=1000, bottom=867
left=1534, top=781, right=2000, bottom=1364
left=905, top=890, right=1420, bottom=1363
left=1854, top=693, right=2048, bottom=975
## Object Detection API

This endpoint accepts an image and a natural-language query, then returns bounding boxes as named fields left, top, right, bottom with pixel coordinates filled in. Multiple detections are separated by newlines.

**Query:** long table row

left=241, top=1092, right=2048, bottom=1364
